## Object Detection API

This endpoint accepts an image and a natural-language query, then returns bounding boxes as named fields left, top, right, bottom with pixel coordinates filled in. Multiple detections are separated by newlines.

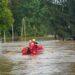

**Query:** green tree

left=10, top=0, right=75, bottom=40
left=0, top=0, right=14, bottom=42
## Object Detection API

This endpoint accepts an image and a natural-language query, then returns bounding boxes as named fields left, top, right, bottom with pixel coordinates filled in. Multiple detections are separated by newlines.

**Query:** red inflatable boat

left=22, top=44, right=43, bottom=55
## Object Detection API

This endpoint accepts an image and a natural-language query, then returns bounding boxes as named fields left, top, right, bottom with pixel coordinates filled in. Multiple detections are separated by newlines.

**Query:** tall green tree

left=10, top=0, right=54, bottom=36
left=10, top=0, right=75, bottom=40
left=0, top=0, right=14, bottom=42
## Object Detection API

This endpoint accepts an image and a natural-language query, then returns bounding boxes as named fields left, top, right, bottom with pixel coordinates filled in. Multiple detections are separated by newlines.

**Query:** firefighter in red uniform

left=28, top=39, right=38, bottom=53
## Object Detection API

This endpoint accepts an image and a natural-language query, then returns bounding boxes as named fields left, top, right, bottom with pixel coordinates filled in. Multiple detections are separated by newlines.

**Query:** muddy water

left=0, top=56, right=13, bottom=75
left=1, top=40, right=75, bottom=75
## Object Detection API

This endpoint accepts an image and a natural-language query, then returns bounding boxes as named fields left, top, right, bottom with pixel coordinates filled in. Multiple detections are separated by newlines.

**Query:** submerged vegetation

left=0, top=0, right=75, bottom=41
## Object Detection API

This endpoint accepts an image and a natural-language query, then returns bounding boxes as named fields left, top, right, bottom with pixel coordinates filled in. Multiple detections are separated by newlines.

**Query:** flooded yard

left=0, top=40, right=75, bottom=75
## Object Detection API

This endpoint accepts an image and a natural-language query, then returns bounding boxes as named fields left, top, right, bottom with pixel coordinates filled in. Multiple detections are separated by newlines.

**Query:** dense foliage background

left=0, top=0, right=75, bottom=41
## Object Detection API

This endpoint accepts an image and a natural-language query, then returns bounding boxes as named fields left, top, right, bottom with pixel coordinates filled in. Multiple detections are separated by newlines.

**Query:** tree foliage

left=0, top=0, right=14, bottom=35
left=1, top=0, right=75, bottom=40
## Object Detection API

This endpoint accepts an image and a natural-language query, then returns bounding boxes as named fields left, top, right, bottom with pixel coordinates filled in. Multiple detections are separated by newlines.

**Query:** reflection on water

left=1, top=40, right=75, bottom=75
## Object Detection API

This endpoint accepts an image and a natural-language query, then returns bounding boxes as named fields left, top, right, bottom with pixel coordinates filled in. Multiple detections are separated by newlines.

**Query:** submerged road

left=1, top=40, right=75, bottom=75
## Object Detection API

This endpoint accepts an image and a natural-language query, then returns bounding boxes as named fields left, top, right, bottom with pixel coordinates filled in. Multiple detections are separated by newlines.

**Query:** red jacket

left=29, top=42, right=36, bottom=52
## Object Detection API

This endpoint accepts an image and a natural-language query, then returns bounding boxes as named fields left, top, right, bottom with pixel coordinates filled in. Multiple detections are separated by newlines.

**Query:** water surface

left=1, top=40, right=75, bottom=75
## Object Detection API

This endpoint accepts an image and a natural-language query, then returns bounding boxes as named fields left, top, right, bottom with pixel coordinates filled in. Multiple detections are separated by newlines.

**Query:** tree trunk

left=4, top=31, right=6, bottom=42
left=23, top=18, right=26, bottom=41
left=12, top=24, right=14, bottom=41
left=21, top=23, right=23, bottom=41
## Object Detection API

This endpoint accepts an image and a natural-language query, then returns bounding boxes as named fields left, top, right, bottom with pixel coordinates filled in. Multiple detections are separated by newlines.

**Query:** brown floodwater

left=0, top=40, right=75, bottom=75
